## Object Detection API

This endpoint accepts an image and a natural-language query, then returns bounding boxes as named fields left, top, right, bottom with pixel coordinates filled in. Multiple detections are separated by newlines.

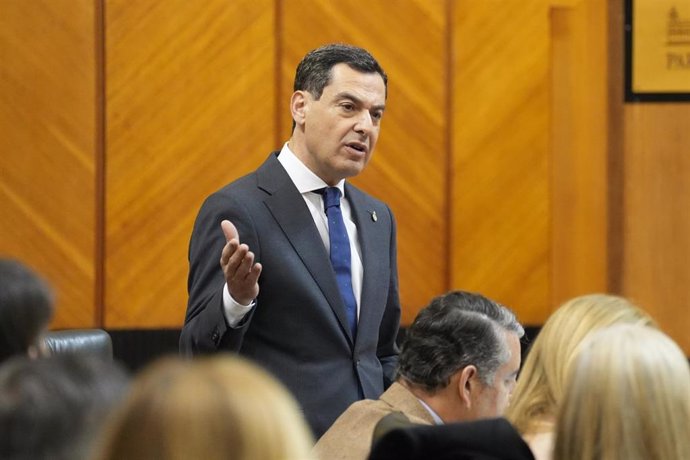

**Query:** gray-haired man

left=313, top=290, right=524, bottom=460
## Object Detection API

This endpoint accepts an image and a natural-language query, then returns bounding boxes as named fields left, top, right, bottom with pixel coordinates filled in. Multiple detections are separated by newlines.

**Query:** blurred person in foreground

left=554, top=324, right=690, bottom=460
left=96, top=355, right=314, bottom=460
left=505, top=294, right=655, bottom=460
left=0, top=258, right=54, bottom=364
left=0, top=354, right=129, bottom=460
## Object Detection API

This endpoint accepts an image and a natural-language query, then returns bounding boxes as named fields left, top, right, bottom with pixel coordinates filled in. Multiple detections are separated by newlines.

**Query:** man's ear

left=290, top=90, right=309, bottom=127
left=458, top=365, right=478, bottom=408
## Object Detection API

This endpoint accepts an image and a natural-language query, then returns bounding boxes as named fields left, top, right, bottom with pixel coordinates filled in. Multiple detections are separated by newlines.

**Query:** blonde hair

left=96, top=354, right=314, bottom=460
left=506, top=294, right=654, bottom=435
left=554, top=324, right=690, bottom=460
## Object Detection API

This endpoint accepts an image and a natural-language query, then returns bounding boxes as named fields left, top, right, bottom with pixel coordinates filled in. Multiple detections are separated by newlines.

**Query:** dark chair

left=44, top=329, right=113, bottom=361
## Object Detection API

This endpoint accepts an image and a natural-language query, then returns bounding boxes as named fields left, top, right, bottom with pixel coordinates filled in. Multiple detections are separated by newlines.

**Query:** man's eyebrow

left=334, top=91, right=386, bottom=111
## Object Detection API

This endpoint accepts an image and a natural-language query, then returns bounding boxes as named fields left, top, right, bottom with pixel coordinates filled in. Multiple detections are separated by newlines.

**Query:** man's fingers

left=221, top=220, right=239, bottom=243
left=236, top=260, right=262, bottom=287
left=220, top=239, right=240, bottom=267
left=218, top=221, right=260, bottom=305
left=227, top=244, right=248, bottom=270
left=249, top=263, right=262, bottom=282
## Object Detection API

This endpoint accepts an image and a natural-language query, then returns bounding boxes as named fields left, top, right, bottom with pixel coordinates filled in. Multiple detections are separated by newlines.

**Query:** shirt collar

left=277, top=143, right=346, bottom=196
left=417, top=398, right=444, bottom=425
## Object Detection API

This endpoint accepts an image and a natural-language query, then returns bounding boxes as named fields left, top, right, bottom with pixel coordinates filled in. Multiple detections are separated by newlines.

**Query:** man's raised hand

left=220, top=220, right=262, bottom=305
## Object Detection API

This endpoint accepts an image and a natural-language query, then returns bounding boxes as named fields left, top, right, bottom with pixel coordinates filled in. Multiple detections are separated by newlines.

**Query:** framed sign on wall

left=625, top=0, right=690, bottom=101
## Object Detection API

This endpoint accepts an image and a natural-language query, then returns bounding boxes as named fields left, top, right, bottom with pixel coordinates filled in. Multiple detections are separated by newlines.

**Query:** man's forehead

left=504, top=332, right=522, bottom=365
left=324, top=65, right=385, bottom=93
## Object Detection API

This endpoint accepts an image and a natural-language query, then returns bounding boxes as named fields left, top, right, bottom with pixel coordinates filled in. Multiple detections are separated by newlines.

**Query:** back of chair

left=44, top=329, right=113, bottom=361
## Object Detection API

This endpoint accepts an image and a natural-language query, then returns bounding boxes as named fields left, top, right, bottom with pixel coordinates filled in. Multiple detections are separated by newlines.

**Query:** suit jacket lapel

left=346, top=183, right=388, bottom=348
left=257, top=154, right=355, bottom=345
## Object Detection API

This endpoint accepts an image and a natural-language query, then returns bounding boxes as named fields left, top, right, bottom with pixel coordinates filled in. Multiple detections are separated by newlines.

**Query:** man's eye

left=341, top=103, right=355, bottom=111
left=372, top=111, right=383, bottom=121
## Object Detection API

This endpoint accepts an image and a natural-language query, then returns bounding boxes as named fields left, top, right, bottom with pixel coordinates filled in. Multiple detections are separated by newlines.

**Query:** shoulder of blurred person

left=368, top=417, right=535, bottom=460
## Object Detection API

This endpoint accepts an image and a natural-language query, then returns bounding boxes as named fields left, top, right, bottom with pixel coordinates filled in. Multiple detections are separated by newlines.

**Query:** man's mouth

left=345, top=142, right=368, bottom=154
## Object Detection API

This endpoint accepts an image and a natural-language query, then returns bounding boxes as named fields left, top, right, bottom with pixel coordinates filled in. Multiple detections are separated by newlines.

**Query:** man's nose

left=354, top=111, right=374, bottom=134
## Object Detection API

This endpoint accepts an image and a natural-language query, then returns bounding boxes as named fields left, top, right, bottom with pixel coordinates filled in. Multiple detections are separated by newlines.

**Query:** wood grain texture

left=0, top=0, right=97, bottom=328
left=608, top=0, right=690, bottom=355
left=13, top=0, right=688, bottom=351
left=280, top=0, right=449, bottom=324
left=550, top=0, right=609, bottom=308
left=451, top=0, right=551, bottom=324
left=620, top=104, right=690, bottom=353
left=104, top=0, right=276, bottom=327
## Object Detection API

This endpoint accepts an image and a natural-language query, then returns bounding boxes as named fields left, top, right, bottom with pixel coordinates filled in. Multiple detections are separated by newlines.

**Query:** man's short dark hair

left=293, top=43, right=388, bottom=100
left=0, top=259, right=54, bottom=363
left=397, top=290, right=524, bottom=393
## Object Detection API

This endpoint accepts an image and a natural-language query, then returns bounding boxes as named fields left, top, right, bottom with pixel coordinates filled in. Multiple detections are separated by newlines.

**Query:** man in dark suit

left=180, top=43, right=401, bottom=438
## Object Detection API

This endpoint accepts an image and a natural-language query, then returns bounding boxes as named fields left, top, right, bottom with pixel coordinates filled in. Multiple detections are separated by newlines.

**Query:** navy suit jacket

left=180, top=152, right=401, bottom=437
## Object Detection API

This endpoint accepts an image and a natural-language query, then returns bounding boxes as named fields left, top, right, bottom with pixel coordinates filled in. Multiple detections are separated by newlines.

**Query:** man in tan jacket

left=312, top=290, right=524, bottom=460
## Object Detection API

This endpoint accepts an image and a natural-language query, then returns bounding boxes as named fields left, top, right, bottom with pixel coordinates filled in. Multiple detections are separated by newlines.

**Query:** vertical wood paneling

left=608, top=1, right=690, bottom=355
left=8, top=0, right=688, bottom=356
left=621, top=104, right=690, bottom=353
left=550, top=0, right=609, bottom=307
left=104, top=0, right=276, bottom=327
left=280, top=0, right=449, bottom=324
left=451, top=0, right=551, bottom=324
left=0, top=0, right=97, bottom=328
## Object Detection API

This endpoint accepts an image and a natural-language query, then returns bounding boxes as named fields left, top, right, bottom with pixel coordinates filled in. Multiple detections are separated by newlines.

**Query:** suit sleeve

left=179, top=191, right=260, bottom=356
left=377, top=204, right=401, bottom=387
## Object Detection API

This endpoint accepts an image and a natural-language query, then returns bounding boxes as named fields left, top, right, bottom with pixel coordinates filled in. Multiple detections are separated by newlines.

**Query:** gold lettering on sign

left=633, top=0, right=690, bottom=92
left=667, top=7, right=690, bottom=46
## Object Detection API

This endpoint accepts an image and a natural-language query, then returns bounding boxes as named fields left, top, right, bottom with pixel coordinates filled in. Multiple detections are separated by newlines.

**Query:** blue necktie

left=321, top=187, right=358, bottom=338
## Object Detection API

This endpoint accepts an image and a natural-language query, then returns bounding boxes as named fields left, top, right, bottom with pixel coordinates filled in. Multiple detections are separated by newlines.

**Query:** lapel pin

left=370, top=211, right=378, bottom=222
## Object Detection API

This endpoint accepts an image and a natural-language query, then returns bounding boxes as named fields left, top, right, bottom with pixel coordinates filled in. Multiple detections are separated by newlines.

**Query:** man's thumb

left=221, top=220, right=239, bottom=243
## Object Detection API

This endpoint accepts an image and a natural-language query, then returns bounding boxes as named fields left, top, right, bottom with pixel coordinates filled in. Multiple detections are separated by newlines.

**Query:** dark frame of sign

left=625, top=0, right=690, bottom=102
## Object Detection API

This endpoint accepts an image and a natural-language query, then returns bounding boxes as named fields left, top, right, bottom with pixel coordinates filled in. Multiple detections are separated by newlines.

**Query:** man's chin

left=341, top=159, right=368, bottom=178
left=340, top=168, right=364, bottom=181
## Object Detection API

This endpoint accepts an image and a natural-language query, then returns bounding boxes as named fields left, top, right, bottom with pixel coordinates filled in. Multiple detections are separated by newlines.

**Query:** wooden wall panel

left=451, top=0, right=551, bottom=324
left=13, top=0, right=687, bottom=350
left=104, top=0, right=276, bottom=327
left=0, top=0, right=97, bottom=328
left=280, top=0, right=449, bottom=324
left=608, top=1, right=690, bottom=355
left=620, top=104, right=690, bottom=353
left=550, top=0, right=609, bottom=307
